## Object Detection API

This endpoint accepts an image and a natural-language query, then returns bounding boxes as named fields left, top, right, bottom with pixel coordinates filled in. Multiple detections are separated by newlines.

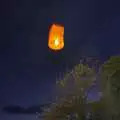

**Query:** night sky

left=0, top=0, right=120, bottom=119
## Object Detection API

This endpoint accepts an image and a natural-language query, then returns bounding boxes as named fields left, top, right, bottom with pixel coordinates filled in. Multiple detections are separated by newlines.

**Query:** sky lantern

left=48, top=23, right=64, bottom=51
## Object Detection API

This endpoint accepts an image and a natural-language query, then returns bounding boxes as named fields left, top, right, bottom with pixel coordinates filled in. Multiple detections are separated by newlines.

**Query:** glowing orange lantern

left=48, top=24, right=64, bottom=51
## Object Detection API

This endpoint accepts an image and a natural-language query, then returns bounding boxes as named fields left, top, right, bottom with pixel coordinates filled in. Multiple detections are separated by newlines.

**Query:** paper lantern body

left=48, top=24, right=64, bottom=51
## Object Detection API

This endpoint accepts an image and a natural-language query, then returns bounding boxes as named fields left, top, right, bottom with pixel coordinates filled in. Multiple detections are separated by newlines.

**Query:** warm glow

left=48, top=24, right=64, bottom=51
left=54, top=38, right=59, bottom=46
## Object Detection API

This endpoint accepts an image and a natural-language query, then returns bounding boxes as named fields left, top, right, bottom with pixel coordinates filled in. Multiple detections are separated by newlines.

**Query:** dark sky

left=0, top=0, right=120, bottom=119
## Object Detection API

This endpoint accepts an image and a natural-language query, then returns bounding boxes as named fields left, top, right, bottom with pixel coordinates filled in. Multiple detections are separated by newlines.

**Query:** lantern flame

left=48, top=24, right=64, bottom=51
left=54, top=38, right=59, bottom=46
